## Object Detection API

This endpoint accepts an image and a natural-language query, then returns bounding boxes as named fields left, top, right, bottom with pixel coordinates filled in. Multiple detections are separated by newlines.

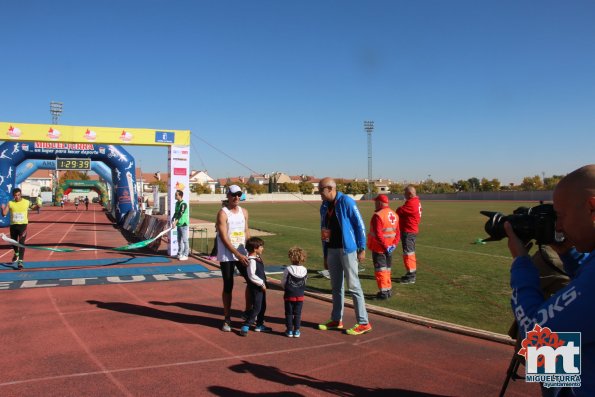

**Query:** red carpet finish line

left=0, top=205, right=538, bottom=396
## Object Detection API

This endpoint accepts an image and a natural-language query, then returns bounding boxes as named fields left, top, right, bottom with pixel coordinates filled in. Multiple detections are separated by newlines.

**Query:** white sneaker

left=179, top=255, right=188, bottom=261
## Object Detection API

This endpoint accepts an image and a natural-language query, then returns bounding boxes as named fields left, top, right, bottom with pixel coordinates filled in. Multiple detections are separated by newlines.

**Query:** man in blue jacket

left=506, top=164, right=594, bottom=397
left=317, top=177, right=371, bottom=335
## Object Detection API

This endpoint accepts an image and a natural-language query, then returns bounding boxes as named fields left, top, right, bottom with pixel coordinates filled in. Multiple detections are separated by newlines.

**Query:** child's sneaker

left=221, top=320, right=232, bottom=332
left=17, top=260, right=24, bottom=270
left=285, top=330, right=294, bottom=338
left=345, top=323, right=372, bottom=335
left=293, top=330, right=301, bottom=338
left=240, top=325, right=249, bottom=336
left=318, top=319, right=343, bottom=330
left=254, top=324, right=272, bottom=332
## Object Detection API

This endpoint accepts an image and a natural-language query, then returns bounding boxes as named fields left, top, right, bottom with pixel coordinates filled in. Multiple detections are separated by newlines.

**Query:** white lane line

left=46, top=288, right=134, bottom=396
left=0, top=212, right=72, bottom=259
left=0, top=341, right=346, bottom=387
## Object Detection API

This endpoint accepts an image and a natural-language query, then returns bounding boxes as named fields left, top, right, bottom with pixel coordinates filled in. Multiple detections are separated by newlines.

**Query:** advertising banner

left=168, top=145, right=190, bottom=256
left=1, top=122, right=190, bottom=146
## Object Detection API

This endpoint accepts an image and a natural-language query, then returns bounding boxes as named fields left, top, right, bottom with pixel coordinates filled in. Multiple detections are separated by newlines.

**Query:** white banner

left=168, top=145, right=190, bottom=256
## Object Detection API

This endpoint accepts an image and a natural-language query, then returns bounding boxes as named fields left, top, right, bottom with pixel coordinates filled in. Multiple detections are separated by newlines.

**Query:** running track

left=0, top=204, right=538, bottom=396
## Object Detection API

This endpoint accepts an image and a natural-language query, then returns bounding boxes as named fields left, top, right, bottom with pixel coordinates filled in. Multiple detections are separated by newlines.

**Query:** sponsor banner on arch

left=1, top=122, right=190, bottom=146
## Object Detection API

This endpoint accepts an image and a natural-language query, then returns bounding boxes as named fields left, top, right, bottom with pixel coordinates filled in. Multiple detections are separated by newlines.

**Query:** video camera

left=480, top=203, right=558, bottom=245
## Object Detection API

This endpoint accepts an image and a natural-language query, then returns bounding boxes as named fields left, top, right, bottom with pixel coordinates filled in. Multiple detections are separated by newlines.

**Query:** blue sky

left=2, top=1, right=594, bottom=184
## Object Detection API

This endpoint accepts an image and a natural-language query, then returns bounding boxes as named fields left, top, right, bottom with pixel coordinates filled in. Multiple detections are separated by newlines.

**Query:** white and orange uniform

left=367, top=207, right=400, bottom=292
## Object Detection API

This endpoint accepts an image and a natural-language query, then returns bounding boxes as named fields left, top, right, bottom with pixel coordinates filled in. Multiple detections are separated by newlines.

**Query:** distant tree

left=417, top=179, right=435, bottom=194
left=191, top=183, right=211, bottom=194
left=247, top=183, right=267, bottom=194
left=335, top=179, right=347, bottom=193
left=149, top=180, right=167, bottom=193
left=452, top=180, right=470, bottom=192
left=345, top=181, right=369, bottom=195
left=520, top=175, right=544, bottom=191
left=433, top=182, right=455, bottom=194
left=480, top=178, right=501, bottom=192
left=467, top=177, right=480, bottom=192
left=388, top=183, right=404, bottom=194
left=280, top=182, right=300, bottom=193
left=544, top=175, right=564, bottom=190
left=59, top=170, right=89, bottom=183
left=298, top=181, right=314, bottom=194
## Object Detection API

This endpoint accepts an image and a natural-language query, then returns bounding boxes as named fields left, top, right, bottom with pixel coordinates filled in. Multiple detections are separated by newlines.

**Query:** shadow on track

left=208, top=360, right=448, bottom=397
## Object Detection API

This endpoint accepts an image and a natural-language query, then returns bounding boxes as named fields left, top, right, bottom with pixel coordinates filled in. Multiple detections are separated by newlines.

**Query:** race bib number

left=12, top=213, right=25, bottom=223
left=321, top=228, right=331, bottom=242
left=230, top=231, right=245, bottom=248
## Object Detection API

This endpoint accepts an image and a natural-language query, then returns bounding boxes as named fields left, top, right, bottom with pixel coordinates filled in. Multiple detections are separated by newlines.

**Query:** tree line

left=54, top=171, right=564, bottom=195
left=408, top=174, right=564, bottom=194
left=191, top=174, right=565, bottom=195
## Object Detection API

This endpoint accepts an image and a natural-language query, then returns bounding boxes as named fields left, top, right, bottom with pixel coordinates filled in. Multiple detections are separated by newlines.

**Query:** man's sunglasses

left=228, top=192, right=243, bottom=197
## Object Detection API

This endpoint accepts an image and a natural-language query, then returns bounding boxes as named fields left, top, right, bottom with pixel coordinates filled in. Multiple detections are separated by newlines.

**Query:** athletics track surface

left=0, top=203, right=539, bottom=396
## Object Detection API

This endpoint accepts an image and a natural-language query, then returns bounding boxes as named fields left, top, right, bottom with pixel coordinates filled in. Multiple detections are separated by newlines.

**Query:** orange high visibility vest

left=367, top=207, right=399, bottom=252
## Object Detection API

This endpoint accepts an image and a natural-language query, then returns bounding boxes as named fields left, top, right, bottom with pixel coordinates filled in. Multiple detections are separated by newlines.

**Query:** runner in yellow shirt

left=1, top=188, right=39, bottom=270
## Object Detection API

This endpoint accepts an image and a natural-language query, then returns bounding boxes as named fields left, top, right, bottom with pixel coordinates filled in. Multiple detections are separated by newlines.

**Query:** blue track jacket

left=511, top=248, right=594, bottom=396
left=320, top=191, right=366, bottom=256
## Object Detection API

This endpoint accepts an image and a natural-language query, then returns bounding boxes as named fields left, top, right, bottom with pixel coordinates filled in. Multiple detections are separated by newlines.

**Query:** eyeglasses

left=319, top=186, right=332, bottom=191
left=228, top=192, right=243, bottom=197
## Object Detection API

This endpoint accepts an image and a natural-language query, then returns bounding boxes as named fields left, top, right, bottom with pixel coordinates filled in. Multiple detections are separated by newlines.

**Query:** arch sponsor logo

left=120, top=130, right=133, bottom=142
left=84, top=129, right=97, bottom=141
left=518, top=324, right=581, bottom=388
left=47, top=127, right=61, bottom=140
left=6, top=125, right=22, bottom=138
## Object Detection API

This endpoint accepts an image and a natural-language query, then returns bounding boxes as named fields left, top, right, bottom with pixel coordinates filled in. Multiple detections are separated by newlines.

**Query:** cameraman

left=505, top=164, right=595, bottom=397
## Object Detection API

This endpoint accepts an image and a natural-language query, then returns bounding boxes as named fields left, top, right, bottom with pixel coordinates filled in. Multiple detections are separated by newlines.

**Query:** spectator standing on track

left=282, top=246, right=308, bottom=338
left=367, top=194, right=400, bottom=299
left=84, top=196, right=89, bottom=211
left=396, top=185, right=422, bottom=284
left=1, top=188, right=39, bottom=270
left=317, top=177, right=372, bottom=336
left=240, top=237, right=272, bottom=336
left=171, top=190, right=189, bottom=261
left=505, top=164, right=595, bottom=397
left=217, top=185, right=251, bottom=332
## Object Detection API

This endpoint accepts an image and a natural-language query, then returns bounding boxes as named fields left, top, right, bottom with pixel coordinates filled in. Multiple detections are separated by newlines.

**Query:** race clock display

left=56, top=158, right=91, bottom=171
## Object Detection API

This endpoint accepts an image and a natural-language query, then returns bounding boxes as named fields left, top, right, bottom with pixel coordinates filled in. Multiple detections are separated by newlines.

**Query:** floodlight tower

left=50, top=101, right=63, bottom=205
left=364, top=120, right=374, bottom=196
left=50, top=101, right=63, bottom=124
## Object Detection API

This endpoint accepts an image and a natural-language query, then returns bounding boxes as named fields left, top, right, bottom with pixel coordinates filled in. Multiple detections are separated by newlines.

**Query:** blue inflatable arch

left=16, top=159, right=113, bottom=186
left=0, top=141, right=138, bottom=227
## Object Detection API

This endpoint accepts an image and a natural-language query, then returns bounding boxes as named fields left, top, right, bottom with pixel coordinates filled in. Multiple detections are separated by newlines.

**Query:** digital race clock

left=56, top=158, right=91, bottom=170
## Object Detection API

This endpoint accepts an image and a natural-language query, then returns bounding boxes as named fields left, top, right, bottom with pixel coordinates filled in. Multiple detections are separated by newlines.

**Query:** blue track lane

left=0, top=256, right=171, bottom=270
left=0, top=264, right=209, bottom=281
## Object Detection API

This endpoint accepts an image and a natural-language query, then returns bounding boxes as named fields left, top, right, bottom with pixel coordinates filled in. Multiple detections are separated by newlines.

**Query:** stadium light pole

left=364, top=120, right=374, bottom=197
left=50, top=101, right=63, bottom=205
left=50, top=101, right=63, bottom=125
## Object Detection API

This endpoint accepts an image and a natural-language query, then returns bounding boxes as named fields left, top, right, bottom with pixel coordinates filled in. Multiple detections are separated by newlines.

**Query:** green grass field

left=190, top=200, right=529, bottom=335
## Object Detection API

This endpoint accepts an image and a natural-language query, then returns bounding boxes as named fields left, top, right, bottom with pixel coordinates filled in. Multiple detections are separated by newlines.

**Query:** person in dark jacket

left=240, top=237, right=272, bottom=336
left=283, top=246, right=308, bottom=338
